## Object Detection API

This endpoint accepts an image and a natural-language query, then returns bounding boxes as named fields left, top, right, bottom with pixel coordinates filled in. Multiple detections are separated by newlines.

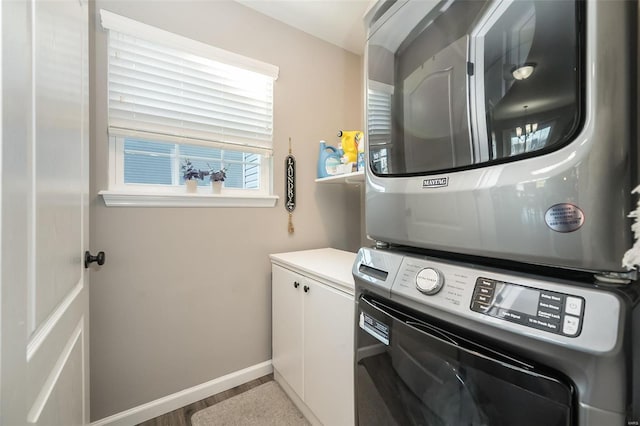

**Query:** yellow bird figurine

left=338, top=130, right=363, bottom=165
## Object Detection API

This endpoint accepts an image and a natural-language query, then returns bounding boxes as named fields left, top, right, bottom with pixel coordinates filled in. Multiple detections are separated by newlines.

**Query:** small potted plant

left=181, top=159, right=201, bottom=193
left=209, top=165, right=227, bottom=194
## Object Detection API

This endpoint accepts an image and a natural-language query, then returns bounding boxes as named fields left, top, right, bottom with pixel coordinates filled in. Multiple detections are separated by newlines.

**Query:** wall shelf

left=314, top=171, right=364, bottom=184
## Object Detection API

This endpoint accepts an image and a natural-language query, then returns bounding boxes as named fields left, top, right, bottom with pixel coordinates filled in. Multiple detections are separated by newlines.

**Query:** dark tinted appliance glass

left=356, top=295, right=574, bottom=426
left=366, top=0, right=581, bottom=175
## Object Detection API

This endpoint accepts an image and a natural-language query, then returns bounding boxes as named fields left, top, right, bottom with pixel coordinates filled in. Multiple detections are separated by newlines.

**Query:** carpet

left=191, top=381, right=310, bottom=426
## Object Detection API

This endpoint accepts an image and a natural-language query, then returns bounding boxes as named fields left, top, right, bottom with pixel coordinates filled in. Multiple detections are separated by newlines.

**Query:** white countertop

left=269, top=248, right=357, bottom=294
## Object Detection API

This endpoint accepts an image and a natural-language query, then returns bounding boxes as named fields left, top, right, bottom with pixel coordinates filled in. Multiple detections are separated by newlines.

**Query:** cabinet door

left=303, top=277, right=355, bottom=426
left=272, top=264, right=304, bottom=398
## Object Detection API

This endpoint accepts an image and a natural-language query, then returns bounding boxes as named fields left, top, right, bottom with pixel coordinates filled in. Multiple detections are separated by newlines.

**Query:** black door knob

left=303, top=285, right=309, bottom=293
left=294, top=281, right=300, bottom=288
left=85, top=251, right=106, bottom=268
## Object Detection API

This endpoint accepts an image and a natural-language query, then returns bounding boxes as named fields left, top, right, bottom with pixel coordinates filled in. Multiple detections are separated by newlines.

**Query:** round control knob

left=416, top=267, right=444, bottom=295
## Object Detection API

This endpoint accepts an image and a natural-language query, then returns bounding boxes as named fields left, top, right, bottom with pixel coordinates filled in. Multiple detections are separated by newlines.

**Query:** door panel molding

left=27, top=279, right=84, bottom=361
left=27, top=319, right=84, bottom=423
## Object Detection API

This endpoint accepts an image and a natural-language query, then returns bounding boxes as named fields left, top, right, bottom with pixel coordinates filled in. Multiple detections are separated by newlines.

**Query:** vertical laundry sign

left=285, top=137, right=296, bottom=234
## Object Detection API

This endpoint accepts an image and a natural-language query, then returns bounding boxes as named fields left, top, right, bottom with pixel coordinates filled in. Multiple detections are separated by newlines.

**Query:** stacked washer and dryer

left=354, top=0, right=640, bottom=425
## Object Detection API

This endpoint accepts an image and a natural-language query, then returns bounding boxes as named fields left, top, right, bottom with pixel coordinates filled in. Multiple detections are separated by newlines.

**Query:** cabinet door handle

left=303, top=285, right=309, bottom=293
left=294, top=281, right=300, bottom=289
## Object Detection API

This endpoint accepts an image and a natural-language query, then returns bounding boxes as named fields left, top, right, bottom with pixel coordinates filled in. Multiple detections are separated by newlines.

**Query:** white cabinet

left=272, top=265, right=304, bottom=397
left=302, top=275, right=354, bottom=426
left=271, top=249, right=355, bottom=426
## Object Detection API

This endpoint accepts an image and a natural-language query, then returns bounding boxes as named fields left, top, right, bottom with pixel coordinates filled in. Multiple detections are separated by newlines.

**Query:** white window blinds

left=366, top=82, right=393, bottom=146
left=100, top=10, right=279, bottom=155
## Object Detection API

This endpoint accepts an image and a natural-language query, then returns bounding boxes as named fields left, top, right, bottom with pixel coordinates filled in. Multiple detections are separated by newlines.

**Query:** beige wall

left=89, top=1, right=364, bottom=420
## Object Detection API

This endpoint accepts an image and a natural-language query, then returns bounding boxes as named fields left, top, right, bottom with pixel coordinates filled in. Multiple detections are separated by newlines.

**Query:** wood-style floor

left=136, top=374, right=274, bottom=426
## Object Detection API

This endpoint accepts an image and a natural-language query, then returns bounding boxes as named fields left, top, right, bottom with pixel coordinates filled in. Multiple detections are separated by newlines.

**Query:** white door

left=403, top=35, right=469, bottom=171
left=1, top=0, right=90, bottom=425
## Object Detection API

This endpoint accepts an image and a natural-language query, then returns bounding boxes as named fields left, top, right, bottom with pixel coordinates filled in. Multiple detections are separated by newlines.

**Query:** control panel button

left=537, top=310, right=561, bottom=322
left=478, top=279, right=496, bottom=289
left=565, top=296, right=583, bottom=316
left=471, top=301, right=490, bottom=312
left=527, top=317, right=560, bottom=333
left=538, top=300, right=562, bottom=312
left=476, top=286, right=494, bottom=296
left=474, top=294, right=493, bottom=304
left=416, top=267, right=444, bottom=295
left=563, top=315, right=580, bottom=336
left=540, top=292, right=564, bottom=304
left=499, top=310, right=524, bottom=323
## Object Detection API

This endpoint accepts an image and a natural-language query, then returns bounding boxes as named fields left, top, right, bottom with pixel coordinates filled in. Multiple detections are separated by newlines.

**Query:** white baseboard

left=91, top=360, right=273, bottom=426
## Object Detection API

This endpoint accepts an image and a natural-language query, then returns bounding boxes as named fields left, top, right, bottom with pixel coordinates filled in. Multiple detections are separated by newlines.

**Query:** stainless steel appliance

left=353, top=247, right=638, bottom=425
left=364, top=0, right=638, bottom=281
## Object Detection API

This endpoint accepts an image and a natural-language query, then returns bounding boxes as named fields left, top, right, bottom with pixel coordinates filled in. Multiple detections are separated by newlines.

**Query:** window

left=508, top=125, right=552, bottom=157
left=117, top=138, right=264, bottom=189
left=99, top=10, right=279, bottom=206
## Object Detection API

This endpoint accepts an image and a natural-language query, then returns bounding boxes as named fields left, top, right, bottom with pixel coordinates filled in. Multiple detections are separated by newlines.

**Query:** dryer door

left=356, top=294, right=575, bottom=426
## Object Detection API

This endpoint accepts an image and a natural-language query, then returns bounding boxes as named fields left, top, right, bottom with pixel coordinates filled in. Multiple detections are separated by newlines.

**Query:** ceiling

left=236, top=0, right=373, bottom=55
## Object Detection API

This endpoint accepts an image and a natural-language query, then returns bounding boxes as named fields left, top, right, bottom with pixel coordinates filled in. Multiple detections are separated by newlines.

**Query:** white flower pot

left=211, top=180, right=223, bottom=194
left=185, top=179, right=198, bottom=193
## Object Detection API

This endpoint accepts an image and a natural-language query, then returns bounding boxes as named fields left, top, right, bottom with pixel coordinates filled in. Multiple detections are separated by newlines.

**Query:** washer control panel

left=353, top=247, right=623, bottom=354
left=470, top=277, right=585, bottom=337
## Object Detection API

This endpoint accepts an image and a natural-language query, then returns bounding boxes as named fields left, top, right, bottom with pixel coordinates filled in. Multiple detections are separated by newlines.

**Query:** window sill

left=99, top=189, right=279, bottom=208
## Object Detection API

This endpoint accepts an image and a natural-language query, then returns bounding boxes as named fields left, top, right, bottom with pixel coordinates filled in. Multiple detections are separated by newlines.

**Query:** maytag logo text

left=422, top=177, right=449, bottom=188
